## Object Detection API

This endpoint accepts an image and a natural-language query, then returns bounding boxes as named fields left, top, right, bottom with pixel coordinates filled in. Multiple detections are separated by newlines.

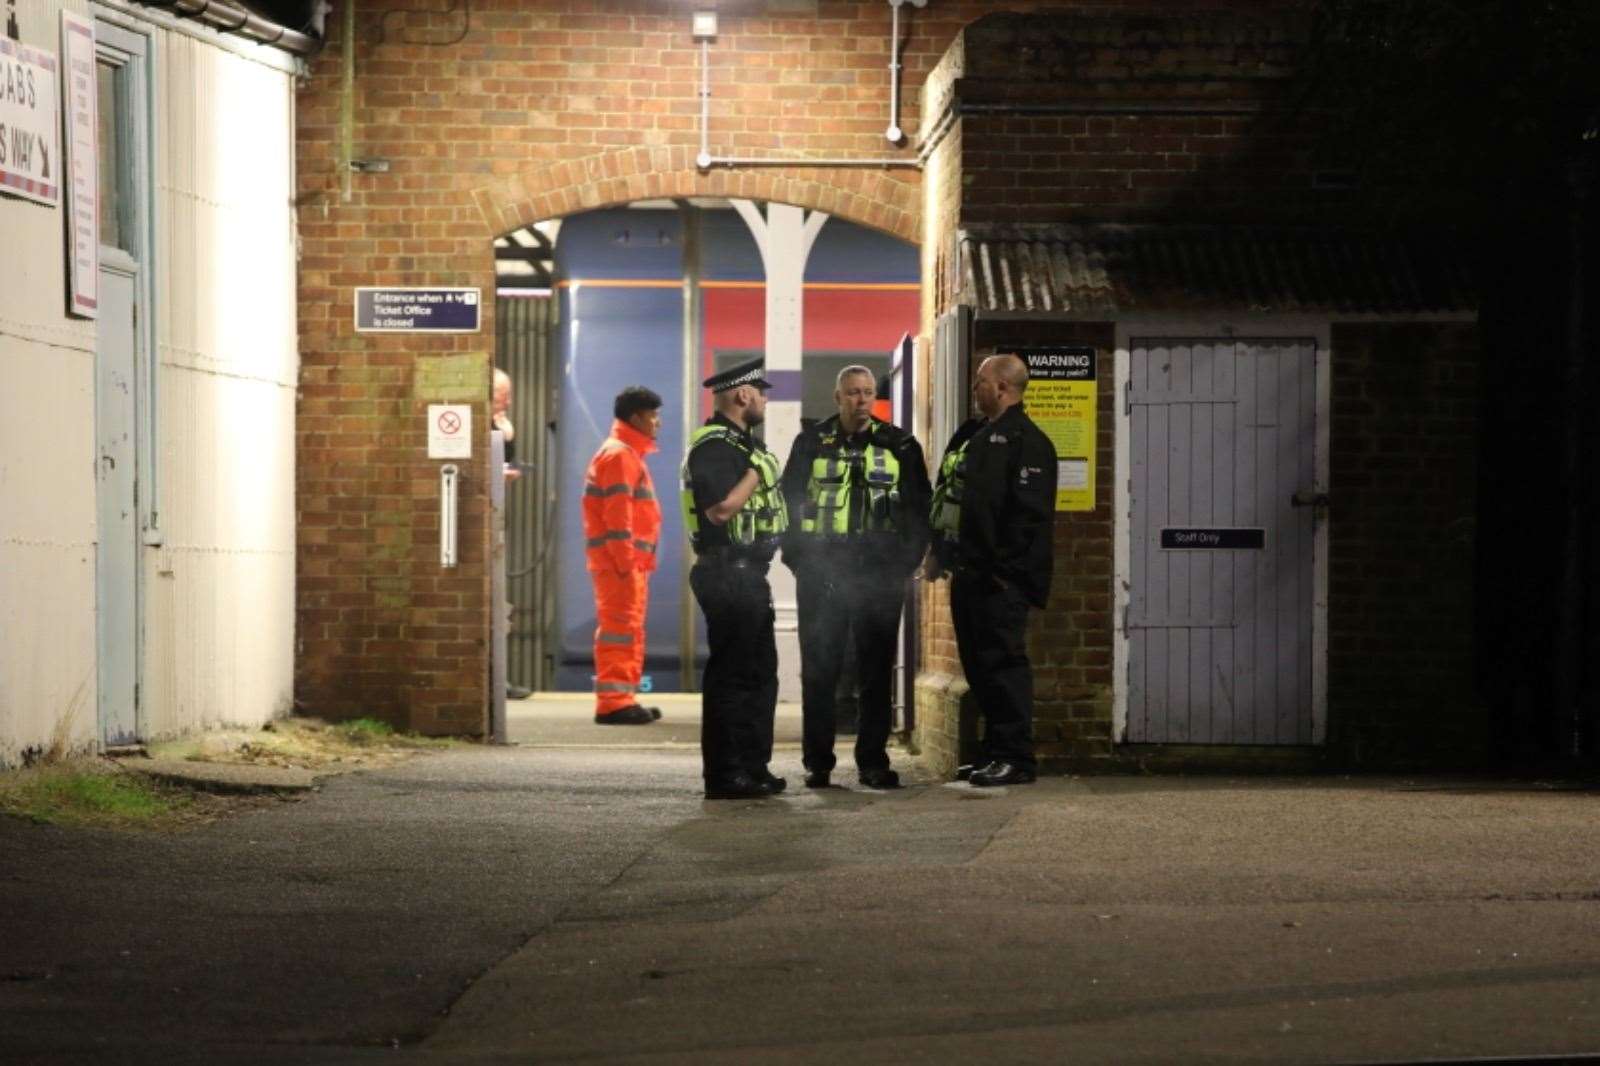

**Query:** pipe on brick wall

left=884, top=0, right=927, bottom=145
left=136, top=0, right=321, bottom=55
left=694, top=10, right=919, bottom=172
left=697, top=39, right=710, bottom=169
left=702, top=156, right=921, bottom=169
left=340, top=0, right=354, bottom=203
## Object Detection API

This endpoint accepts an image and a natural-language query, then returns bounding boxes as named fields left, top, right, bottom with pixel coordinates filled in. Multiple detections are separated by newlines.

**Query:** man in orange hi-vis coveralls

left=583, top=386, right=666, bottom=725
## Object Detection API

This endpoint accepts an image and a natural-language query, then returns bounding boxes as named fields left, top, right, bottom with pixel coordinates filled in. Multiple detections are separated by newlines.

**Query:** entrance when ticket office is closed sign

left=1019, top=346, right=1097, bottom=512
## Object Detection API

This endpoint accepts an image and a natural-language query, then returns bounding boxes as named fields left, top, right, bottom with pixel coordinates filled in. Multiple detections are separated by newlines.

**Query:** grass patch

left=0, top=765, right=192, bottom=829
left=330, top=717, right=395, bottom=744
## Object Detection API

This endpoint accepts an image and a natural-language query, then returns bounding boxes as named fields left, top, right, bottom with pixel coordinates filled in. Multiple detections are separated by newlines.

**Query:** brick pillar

left=296, top=338, right=493, bottom=736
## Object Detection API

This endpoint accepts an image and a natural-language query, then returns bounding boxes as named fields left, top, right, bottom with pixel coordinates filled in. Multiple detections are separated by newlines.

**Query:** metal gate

left=1127, top=337, right=1317, bottom=745
left=497, top=294, right=559, bottom=690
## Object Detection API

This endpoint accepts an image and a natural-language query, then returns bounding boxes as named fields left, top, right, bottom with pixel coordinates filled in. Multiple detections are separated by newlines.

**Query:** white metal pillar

left=730, top=200, right=828, bottom=701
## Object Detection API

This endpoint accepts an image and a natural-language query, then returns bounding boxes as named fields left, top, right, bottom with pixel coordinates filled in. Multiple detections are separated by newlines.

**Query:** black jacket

left=935, top=403, right=1058, bottom=608
left=779, top=414, right=932, bottom=577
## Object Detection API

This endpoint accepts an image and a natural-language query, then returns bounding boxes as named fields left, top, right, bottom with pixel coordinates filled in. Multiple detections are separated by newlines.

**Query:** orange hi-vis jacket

left=582, top=419, right=661, bottom=573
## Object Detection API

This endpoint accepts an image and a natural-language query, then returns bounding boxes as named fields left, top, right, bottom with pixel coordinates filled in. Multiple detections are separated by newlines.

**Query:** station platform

left=506, top=692, right=805, bottom=748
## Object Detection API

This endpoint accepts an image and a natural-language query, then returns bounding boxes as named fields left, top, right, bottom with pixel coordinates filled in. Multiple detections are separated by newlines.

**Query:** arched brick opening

left=469, top=147, right=922, bottom=243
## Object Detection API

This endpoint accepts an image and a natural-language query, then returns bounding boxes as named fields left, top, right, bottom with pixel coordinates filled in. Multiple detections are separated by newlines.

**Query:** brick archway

left=469, top=147, right=921, bottom=242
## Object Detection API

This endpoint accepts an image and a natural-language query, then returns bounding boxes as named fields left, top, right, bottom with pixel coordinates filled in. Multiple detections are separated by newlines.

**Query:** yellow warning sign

left=1020, top=347, right=1097, bottom=512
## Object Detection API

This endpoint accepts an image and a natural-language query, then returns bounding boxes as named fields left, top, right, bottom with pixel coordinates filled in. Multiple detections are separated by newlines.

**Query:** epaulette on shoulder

left=689, top=424, right=749, bottom=453
left=870, top=418, right=909, bottom=446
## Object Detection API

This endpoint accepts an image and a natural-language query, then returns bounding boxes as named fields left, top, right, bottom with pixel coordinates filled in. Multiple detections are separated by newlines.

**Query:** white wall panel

left=0, top=1, right=296, bottom=763
left=140, top=28, right=297, bottom=738
left=0, top=1, right=100, bottom=763
left=0, top=340, right=98, bottom=763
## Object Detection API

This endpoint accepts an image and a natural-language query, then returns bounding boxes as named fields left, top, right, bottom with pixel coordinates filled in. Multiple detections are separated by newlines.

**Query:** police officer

left=780, top=365, right=931, bottom=790
left=681, top=358, right=789, bottom=799
left=929, top=354, right=1058, bottom=786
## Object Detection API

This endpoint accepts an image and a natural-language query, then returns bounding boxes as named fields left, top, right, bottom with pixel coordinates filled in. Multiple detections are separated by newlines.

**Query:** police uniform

left=680, top=359, right=788, bottom=797
left=931, top=402, right=1058, bottom=781
left=780, top=414, right=931, bottom=787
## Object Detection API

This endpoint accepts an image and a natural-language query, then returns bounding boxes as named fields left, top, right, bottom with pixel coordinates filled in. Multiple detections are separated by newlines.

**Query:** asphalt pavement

left=4, top=695, right=1600, bottom=1064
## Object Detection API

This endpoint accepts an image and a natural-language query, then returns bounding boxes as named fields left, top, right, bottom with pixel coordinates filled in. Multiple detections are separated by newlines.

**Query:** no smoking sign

left=428, top=404, right=473, bottom=459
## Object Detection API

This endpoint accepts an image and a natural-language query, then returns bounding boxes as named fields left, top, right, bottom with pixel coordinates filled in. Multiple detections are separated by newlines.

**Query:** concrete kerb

left=119, top=757, right=321, bottom=796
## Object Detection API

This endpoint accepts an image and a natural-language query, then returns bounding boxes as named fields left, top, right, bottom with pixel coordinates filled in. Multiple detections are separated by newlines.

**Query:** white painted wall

left=140, top=26, right=297, bottom=739
left=0, top=0, right=296, bottom=765
left=0, top=0, right=101, bottom=765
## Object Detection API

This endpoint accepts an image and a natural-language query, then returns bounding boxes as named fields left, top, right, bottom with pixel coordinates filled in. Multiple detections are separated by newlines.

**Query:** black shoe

left=754, top=769, right=787, bottom=794
left=645, top=706, right=663, bottom=720
left=804, top=770, right=831, bottom=789
left=506, top=684, right=533, bottom=700
left=705, top=772, right=772, bottom=800
left=969, top=761, right=1036, bottom=787
left=955, top=763, right=980, bottom=781
left=858, top=768, right=900, bottom=790
left=595, top=705, right=657, bottom=725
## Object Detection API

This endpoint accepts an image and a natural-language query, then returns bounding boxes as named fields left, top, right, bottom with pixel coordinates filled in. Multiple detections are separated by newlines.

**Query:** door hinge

left=1124, top=380, right=1132, bottom=416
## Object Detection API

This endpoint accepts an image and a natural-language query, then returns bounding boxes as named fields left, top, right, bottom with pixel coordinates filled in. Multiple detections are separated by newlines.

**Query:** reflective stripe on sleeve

left=597, top=632, right=635, bottom=645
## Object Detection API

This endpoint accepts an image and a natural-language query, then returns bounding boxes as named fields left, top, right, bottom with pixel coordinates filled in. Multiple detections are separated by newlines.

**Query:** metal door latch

left=1290, top=490, right=1330, bottom=509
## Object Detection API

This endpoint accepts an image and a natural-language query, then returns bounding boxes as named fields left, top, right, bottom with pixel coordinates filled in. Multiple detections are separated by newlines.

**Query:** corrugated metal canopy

left=957, top=224, right=1476, bottom=316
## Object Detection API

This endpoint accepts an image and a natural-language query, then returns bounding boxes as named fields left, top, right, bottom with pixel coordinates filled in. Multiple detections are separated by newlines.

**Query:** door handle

left=1290, top=490, right=1329, bottom=509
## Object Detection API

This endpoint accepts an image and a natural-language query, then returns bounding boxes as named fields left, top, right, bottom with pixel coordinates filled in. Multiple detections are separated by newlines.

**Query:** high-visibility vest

left=582, top=420, right=661, bottom=572
left=930, top=436, right=971, bottom=539
left=679, top=424, right=788, bottom=550
left=795, top=423, right=905, bottom=539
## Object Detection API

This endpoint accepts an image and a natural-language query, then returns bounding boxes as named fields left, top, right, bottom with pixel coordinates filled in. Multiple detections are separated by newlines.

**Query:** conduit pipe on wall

left=694, top=3, right=921, bottom=171
left=136, top=0, right=321, bottom=55
left=885, top=0, right=927, bottom=144
left=341, top=0, right=354, bottom=202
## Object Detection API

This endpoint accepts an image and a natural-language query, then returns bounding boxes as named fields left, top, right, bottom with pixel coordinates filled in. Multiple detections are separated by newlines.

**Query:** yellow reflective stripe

left=597, top=632, right=634, bottom=646
left=585, top=483, right=631, bottom=498
left=586, top=531, right=632, bottom=548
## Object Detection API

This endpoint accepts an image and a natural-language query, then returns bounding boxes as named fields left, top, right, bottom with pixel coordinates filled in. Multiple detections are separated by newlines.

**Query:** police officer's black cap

left=702, top=357, right=771, bottom=393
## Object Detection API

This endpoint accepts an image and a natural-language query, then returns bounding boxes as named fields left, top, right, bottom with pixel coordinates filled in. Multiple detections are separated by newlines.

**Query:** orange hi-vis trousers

left=593, top=568, right=650, bottom=715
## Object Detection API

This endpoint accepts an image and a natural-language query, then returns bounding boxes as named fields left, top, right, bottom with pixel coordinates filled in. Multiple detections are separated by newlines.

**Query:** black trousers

left=796, top=565, right=906, bottom=774
left=691, top=559, right=777, bottom=785
left=950, top=569, right=1035, bottom=770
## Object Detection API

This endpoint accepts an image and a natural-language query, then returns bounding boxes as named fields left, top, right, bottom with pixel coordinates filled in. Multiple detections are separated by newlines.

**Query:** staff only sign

left=0, top=35, right=60, bottom=207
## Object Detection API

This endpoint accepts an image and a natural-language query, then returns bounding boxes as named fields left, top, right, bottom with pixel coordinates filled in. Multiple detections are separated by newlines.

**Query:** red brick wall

left=1328, top=323, right=1485, bottom=764
left=914, top=6, right=1320, bottom=769
left=292, top=1, right=1325, bottom=737
left=290, top=0, right=1039, bottom=729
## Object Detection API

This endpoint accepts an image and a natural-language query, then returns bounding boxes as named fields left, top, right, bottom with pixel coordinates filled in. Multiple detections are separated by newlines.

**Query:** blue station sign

left=354, top=287, right=481, bottom=333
